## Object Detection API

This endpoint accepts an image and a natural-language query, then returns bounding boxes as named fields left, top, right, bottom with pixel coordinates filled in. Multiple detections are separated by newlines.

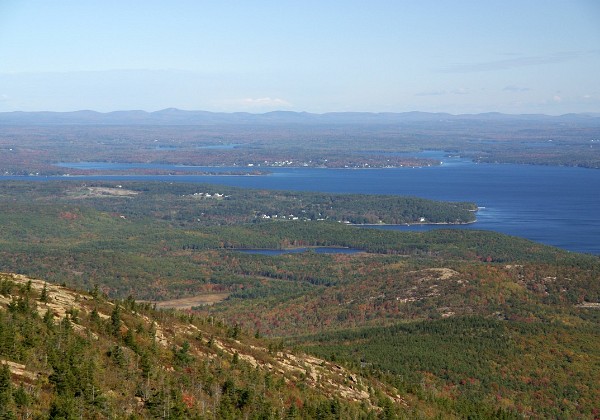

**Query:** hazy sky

left=1, top=0, right=599, bottom=114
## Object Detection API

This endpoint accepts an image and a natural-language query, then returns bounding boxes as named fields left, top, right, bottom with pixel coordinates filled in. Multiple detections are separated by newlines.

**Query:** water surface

left=10, top=155, right=600, bottom=254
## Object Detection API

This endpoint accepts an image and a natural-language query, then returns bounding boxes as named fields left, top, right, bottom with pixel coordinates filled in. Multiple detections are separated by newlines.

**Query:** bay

left=10, top=155, right=600, bottom=254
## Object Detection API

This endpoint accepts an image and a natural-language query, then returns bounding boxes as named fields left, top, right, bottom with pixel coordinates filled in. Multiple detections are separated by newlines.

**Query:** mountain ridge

left=1, top=108, right=599, bottom=125
left=0, top=271, right=409, bottom=418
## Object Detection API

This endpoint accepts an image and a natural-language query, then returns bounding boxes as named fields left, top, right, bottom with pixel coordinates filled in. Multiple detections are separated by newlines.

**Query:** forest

left=1, top=113, right=600, bottom=177
left=0, top=273, right=411, bottom=418
left=0, top=180, right=598, bottom=418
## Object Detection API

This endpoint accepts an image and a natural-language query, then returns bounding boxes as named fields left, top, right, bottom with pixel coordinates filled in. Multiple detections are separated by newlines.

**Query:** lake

left=11, top=154, right=600, bottom=255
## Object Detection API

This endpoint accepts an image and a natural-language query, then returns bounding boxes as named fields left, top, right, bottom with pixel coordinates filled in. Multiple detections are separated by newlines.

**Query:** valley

left=3, top=1, right=600, bottom=417
left=0, top=179, right=598, bottom=417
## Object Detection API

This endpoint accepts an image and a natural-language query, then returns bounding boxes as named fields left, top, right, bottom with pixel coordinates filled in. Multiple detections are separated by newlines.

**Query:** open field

left=143, top=293, right=230, bottom=309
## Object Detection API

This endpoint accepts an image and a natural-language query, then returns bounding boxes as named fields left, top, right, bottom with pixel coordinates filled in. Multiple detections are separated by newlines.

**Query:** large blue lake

left=12, top=154, right=600, bottom=255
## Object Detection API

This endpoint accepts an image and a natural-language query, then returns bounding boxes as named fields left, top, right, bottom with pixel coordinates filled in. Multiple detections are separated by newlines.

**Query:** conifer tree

left=0, top=363, right=14, bottom=417
left=110, top=305, right=121, bottom=337
left=40, top=283, right=49, bottom=303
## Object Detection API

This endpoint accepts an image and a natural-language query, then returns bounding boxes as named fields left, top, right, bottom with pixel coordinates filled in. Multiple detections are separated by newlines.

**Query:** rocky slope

left=0, top=272, right=415, bottom=419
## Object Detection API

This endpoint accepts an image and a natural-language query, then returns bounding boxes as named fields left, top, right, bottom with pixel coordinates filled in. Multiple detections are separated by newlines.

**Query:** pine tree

left=13, top=383, right=30, bottom=415
left=43, top=309, right=54, bottom=329
left=90, top=307, right=100, bottom=322
left=110, top=305, right=121, bottom=337
left=0, top=363, right=14, bottom=417
left=40, top=283, right=49, bottom=303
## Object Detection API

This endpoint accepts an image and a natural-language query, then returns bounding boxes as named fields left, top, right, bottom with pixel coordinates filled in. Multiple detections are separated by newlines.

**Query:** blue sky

left=1, top=0, right=599, bottom=114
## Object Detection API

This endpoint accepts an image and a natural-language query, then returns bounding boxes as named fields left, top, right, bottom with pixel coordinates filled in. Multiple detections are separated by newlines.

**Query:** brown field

left=68, top=186, right=139, bottom=198
left=144, top=293, right=230, bottom=310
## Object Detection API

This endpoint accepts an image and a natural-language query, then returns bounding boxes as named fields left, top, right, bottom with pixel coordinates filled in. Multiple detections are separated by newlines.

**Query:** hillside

left=0, top=180, right=598, bottom=418
left=2, top=261, right=598, bottom=419
left=0, top=272, right=412, bottom=419
left=199, top=254, right=600, bottom=418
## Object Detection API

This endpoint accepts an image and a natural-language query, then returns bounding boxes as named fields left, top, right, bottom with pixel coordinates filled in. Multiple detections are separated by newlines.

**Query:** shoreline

left=352, top=220, right=477, bottom=227
left=0, top=173, right=269, bottom=179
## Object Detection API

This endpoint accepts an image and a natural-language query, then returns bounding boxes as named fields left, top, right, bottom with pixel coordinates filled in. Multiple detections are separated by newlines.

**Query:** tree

left=43, top=309, right=54, bottom=329
left=110, top=305, right=121, bottom=337
left=40, top=283, right=49, bottom=303
left=13, top=383, right=30, bottom=413
left=0, top=363, right=14, bottom=417
left=174, top=341, right=193, bottom=367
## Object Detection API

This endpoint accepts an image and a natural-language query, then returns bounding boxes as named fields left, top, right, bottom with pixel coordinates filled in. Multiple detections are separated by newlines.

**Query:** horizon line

left=2, top=108, right=599, bottom=118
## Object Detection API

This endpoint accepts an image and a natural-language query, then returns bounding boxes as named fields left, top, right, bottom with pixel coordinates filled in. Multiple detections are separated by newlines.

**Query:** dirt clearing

left=145, top=293, right=230, bottom=310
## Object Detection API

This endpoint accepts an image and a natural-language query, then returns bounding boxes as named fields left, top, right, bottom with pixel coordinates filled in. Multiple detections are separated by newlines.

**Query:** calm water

left=11, top=154, right=600, bottom=254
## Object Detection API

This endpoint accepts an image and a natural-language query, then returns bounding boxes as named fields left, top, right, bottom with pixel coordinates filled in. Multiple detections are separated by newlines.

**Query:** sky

left=0, top=0, right=599, bottom=114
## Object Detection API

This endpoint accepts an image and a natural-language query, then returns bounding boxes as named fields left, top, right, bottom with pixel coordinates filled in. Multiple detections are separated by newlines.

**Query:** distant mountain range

left=1, top=108, right=599, bottom=125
